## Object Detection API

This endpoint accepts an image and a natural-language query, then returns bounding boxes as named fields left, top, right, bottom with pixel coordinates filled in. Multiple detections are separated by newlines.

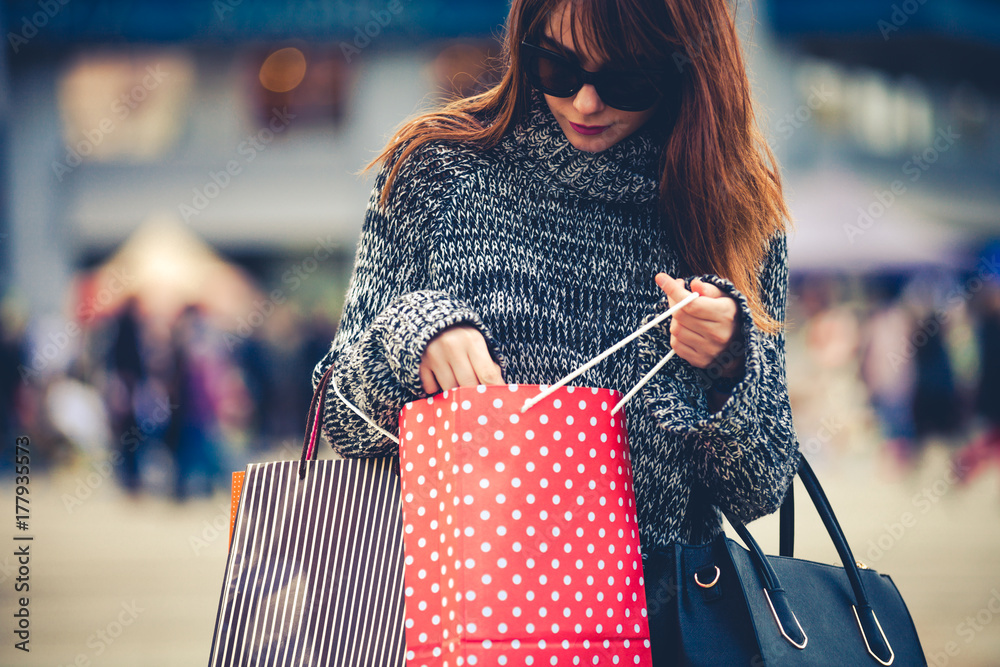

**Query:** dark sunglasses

left=519, top=41, right=679, bottom=112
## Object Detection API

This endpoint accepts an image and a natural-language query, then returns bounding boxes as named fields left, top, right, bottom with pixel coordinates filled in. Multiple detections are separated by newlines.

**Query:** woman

left=313, top=0, right=798, bottom=659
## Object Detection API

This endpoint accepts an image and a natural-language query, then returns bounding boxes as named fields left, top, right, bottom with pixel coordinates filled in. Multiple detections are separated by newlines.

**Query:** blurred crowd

left=2, top=245, right=999, bottom=500
left=787, top=245, right=1000, bottom=482
left=0, top=293, right=336, bottom=501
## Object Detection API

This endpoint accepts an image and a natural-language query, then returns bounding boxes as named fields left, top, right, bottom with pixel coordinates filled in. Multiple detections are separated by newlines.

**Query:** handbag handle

left=724, top=456, right=895, bottom=665
left=298, top=364, right=335, bottom=479
left=779, top=482, right=794, bottom=557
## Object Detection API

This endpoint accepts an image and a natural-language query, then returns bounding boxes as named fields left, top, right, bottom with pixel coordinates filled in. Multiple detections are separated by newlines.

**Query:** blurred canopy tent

left=784, top=168, right=967, bottom=273
left=80, top=216, right=263, bottom=325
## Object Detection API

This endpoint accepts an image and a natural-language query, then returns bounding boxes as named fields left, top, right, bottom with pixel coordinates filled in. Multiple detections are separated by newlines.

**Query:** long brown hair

left=368, top=0, right=789, bottom=334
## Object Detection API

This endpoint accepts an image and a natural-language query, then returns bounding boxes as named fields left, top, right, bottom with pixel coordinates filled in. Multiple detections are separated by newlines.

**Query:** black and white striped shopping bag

left=209, top=366, right=405, bottom=666
left=208, top=457, right=406, bottom=667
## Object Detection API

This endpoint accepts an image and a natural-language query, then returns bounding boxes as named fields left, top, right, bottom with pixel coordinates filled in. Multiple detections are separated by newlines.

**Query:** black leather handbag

left=672, top=457, right=926, bottom=666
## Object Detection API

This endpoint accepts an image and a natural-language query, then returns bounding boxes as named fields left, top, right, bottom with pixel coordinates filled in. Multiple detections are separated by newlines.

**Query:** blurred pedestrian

left=956, top=276, right=1000, bottom=483
left=903, top=273, right=965, bottom=455
left=105, top=297, right=146, bottom=493
left=860, top=275, right=917, bottom=462
left=165, top=304, right=229, bottom=500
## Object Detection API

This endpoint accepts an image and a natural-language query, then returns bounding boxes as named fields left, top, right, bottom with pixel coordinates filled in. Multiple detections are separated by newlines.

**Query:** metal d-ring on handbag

left=674, top=456, right=927, bottom=666
left=732, top=458, right=895, bottom=661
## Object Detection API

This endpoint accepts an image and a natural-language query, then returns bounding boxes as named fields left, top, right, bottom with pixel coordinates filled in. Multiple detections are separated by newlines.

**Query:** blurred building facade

left=762, top=0, right=1000, bottom=272
left=2, top=1, right=998, bottom=314
left=1, top=0, right=510, bottom=320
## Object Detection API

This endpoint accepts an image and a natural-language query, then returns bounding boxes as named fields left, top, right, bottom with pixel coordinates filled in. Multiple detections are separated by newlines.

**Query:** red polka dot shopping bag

left=398, top=384, right=653, bottom=666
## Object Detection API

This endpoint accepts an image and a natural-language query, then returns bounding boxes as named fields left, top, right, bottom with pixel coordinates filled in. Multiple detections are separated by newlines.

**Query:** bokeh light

left=258, top=47, right=307, bottom=93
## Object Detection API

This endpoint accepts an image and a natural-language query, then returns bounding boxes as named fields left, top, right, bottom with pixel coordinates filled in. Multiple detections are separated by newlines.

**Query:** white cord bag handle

left=520, top=292, right=698, bottom=414
left=332, top=291, right=699, bottom=440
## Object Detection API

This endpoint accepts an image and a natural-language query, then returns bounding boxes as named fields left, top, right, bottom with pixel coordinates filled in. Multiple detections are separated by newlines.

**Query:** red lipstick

left=569, top=122, right=610, bottom=136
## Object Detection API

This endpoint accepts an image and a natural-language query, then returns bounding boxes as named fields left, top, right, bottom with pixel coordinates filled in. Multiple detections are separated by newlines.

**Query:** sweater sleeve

left=638, top=233, right=799, bottom=524
left=312, top=144, right=504, bottom=457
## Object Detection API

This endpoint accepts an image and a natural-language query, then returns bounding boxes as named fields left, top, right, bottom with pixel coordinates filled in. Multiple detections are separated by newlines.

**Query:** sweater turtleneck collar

left=497, top=87, right=665, bottom=205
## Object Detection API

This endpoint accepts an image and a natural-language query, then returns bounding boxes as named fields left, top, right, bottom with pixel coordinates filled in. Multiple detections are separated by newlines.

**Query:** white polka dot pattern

left=399, top=385, right=652, bottom=665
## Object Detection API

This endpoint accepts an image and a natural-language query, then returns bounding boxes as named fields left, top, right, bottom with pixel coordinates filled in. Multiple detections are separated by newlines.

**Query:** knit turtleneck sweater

left=313, top=88, right=799, bottom=549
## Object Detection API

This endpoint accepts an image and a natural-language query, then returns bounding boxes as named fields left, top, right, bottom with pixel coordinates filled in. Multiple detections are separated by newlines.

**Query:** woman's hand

left=419, top=325, right=504, bottom=395
left=655, top=273, right=742, bottom=375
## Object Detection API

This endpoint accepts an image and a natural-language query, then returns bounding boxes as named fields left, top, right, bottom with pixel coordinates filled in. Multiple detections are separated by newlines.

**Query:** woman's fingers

left=449, top=360, right=478, bottom=389
left=656, top=274, right=731, bottom=327
left=420, top=325, right=503, bottom=394
left=468, top=335, right=504, bottom=385
left=655, top=273, right=689, bottom=307
left=420, top=365, right=441, bottom=396
left=656, top=274, right=739, bottom=369
left=430, top=364, right=458, bottom=396
left=669, top=339, right=706, bottom=367
left=689, top=278, right=726, bottom=299
left=674, top=281, right=736, bottom=324
left=670, top=318, right=711, bottom=347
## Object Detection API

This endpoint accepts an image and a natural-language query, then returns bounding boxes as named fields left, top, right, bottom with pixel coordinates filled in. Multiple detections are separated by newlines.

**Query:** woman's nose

left=573, top=83, right=606, bottom=116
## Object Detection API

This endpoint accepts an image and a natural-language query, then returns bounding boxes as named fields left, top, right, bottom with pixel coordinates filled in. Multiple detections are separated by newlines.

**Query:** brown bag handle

left=298, top=364, right=334, bottom=479
left=299, top=364, right=399, bottom=478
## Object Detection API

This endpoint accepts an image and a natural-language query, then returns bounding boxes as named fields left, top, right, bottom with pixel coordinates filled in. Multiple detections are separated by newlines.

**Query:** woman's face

left=539, top=3, right=660, bottom=153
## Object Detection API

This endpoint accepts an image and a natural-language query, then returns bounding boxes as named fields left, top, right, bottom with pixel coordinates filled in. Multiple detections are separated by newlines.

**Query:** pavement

left=0, top=442, right=998, bottom=667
